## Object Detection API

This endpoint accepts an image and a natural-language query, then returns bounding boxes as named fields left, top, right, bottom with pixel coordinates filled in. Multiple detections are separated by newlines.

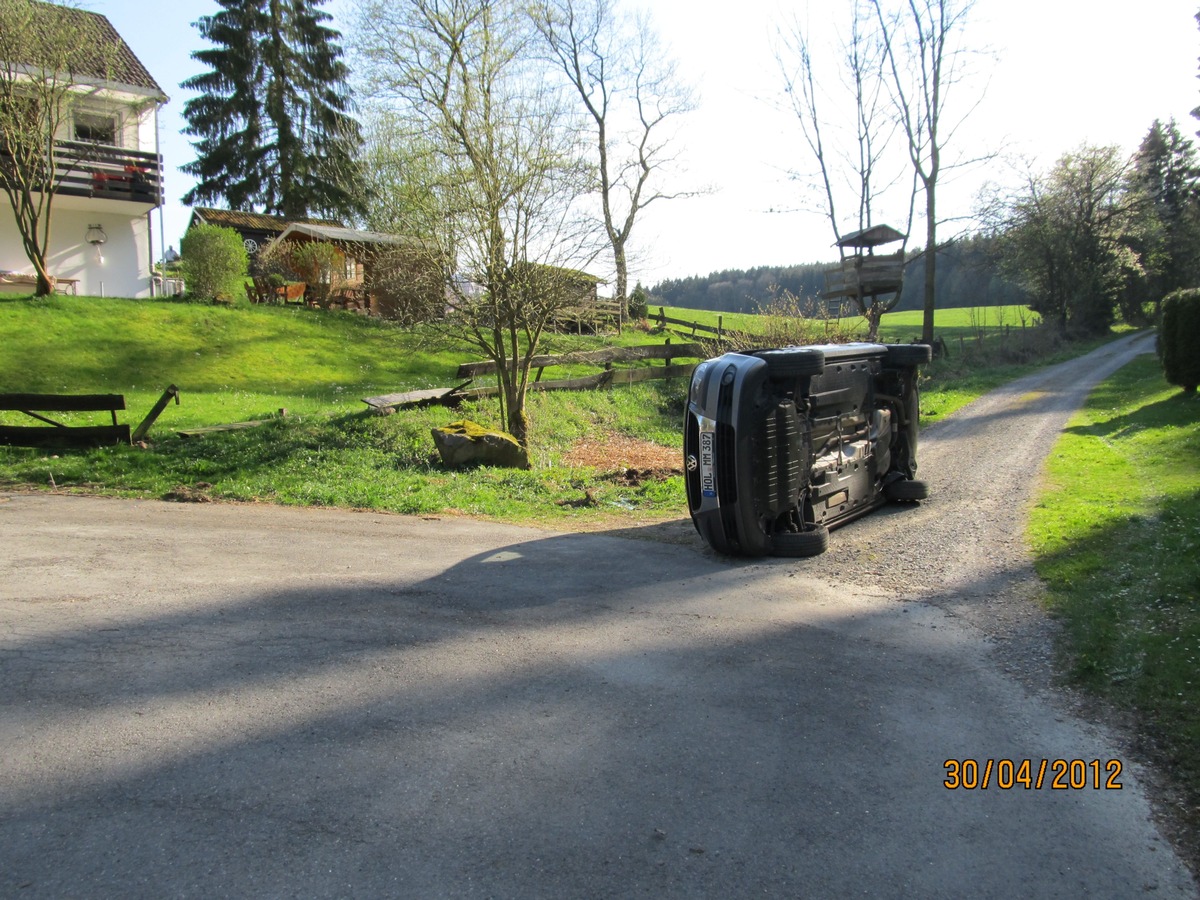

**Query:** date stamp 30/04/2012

left=943, top=758, right=1124, bottom=791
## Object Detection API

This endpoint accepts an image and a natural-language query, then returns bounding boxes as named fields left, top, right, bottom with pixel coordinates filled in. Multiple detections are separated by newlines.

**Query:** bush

left=1160, top=288, right=1200, bottom=393
left=366, top=245, right=447, bottom=325
left=180, top=224, right=248, bottom=302
left=628, top=282, right=649, bottom=321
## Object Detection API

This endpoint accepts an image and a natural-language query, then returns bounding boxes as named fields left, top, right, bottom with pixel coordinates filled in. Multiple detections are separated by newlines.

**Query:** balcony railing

left=52, top=140, right=163, bottom=205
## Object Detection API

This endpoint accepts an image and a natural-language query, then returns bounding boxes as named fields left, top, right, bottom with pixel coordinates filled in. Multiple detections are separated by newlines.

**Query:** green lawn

left=0, top=295, right=690, bottom=525
left=1029, top=356, right=1200, bottom=837
left=0, top=294, right=661, bottom=428
left=656, top=302, right=1040, bottom=345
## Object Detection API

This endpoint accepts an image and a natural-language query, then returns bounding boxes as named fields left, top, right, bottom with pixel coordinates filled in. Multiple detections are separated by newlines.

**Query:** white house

left=0, top=3, right=167, bottom=298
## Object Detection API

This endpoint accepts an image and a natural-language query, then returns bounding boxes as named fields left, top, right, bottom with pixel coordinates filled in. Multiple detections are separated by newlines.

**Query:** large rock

left=431, top=420, right=530, bottom=469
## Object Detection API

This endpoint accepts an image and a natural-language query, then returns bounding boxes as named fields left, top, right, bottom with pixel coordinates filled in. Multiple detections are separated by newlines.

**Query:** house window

left=74, top=113, right=118, bottom=145
left=344, top=255, right=357, bottom=281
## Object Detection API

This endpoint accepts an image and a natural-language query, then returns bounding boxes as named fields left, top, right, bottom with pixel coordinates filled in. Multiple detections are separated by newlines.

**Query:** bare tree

left=777, top=1, right=915, bottom=339
left=531, top=0, right=697, bottom=316
left=0, top=0, right=119, bottom=296
left=354, top=0, right=598, bottom=446
left=872, top=0, right=982, bottom=344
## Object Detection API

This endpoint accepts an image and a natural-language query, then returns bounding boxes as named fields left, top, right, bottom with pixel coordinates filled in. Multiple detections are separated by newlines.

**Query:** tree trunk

left=866, top=305, right=882, bottom=342
left=505, top=389, right=529, bottom=448
left=613, top=242, right=628, bottom=306
left=922, top=188, right=936, bottom=345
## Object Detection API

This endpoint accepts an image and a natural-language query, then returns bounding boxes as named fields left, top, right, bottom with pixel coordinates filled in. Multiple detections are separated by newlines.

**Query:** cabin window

left=344, top=256, right=357, bottom=281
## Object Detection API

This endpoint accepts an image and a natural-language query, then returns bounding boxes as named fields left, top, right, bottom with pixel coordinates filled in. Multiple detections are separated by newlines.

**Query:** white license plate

left=699, top=420, right=716, bottom=498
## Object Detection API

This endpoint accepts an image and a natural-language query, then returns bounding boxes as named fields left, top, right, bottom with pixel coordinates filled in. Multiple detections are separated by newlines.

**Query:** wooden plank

left=176, top=421, right=267, bottom=438
left=0, top=424, right=130, bottom=448
left=362, top=387, right=460, bottom=410
left=0, top=393, right=125, bottom=413
left=131, top=385, right=180, bottom=442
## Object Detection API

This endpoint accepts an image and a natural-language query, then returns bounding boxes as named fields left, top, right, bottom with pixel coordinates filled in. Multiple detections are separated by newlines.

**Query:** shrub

left=180, top=224, right=248, bottom=302
left=365, top=244, right=447, bottom=325
left=628, top=282, right=649, bottom=321
left=724, top=290, right=861, bottom=350
left=1160, top=288, right=1200, bottom=393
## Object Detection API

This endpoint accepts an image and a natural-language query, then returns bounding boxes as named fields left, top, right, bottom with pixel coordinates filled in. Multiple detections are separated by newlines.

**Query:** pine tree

left=181, top=0, right=363, bottom=221
left=1127, top=119, right=1200, bottom=315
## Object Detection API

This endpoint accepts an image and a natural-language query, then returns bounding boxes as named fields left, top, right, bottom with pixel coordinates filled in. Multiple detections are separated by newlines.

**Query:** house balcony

left=51, top=140, right=163, bottom=212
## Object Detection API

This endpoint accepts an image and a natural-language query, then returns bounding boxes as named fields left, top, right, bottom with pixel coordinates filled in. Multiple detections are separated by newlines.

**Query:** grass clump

left=1029, top=355, right=1200, bottom=836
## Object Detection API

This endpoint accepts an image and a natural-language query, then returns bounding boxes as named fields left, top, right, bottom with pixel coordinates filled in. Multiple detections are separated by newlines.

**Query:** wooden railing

left=823, top=252, right=905, bottom=300
left=551, top=296, right=624, bottom=333
left=362, top=341, right=706, bottom=411
left=51, top=140, right=163, bottom=204
left=651, top=307, right=759, bottom=345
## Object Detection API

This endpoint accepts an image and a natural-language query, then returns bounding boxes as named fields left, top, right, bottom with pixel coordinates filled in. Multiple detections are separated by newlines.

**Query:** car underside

left=684, top=342, right=931, bottom=557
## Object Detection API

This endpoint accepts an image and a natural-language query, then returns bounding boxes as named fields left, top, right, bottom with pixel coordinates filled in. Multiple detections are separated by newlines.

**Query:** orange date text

left=943, top=758, right=1123, bottom=790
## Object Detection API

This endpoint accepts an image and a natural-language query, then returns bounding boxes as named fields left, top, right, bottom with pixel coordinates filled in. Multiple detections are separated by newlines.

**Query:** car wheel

left=886, top=478, right=929, bottom=501
left=756, top=348, right=825, bottom=378
left=885, top=344, right=933, bottom=367
left=772, top=525, right=829, bottom=557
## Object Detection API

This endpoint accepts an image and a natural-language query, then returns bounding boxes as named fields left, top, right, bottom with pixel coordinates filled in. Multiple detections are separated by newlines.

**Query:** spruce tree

left=1128, top=119, right=1200, bottom=312
left=181, top=0, right=363, bottom=221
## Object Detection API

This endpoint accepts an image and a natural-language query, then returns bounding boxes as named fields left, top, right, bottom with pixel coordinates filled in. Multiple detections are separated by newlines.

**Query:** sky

left=85, top=0, right=1200, bottom=287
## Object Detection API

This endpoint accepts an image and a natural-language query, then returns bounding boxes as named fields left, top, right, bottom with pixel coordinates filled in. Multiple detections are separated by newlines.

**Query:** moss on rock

left=431, top=420, right=530, bottom=469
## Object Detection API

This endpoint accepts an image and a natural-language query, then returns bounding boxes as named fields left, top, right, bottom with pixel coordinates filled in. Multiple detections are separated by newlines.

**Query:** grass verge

left=1029, top=356, right=1200, bottom=838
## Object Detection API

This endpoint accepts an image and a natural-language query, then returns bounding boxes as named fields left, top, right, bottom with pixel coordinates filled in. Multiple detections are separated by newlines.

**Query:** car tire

left=885, top=344, right=933, bottom=367
left=756, top=348, right=825, bottom=378
left=886, top=478, right=929, bottom=501
left=772, top=525, right=829, bottom=557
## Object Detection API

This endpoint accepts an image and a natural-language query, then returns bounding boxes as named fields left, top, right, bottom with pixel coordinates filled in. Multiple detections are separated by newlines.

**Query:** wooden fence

left=453, top=340, right=704, bottom=399
left=650, top=307, right=763, bottom=346
left=362, top=341, right=704, bottom=411
left=551, top=297, right=625, bottom=334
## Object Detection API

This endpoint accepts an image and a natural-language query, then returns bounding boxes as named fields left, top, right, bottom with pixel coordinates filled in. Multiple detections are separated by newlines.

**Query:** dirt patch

left=562, top=432, right=681, bottom=478
left=163, top=482, right=214, bottom=503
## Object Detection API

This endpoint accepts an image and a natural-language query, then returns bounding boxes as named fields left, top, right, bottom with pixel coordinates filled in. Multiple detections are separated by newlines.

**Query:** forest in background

left=646, top=235, right=1028, bottom=315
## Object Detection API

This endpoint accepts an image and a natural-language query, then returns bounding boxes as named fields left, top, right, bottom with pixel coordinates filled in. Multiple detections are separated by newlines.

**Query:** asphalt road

left=1, top=334, right=1196, bottom=898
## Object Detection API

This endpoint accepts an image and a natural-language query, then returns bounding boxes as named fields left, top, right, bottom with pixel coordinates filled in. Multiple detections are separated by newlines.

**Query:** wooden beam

left=131, top=385, right=180, bottom=442
left=176, top=421, right=267, bottom=438
left=362, top=386, right=465, bottom=411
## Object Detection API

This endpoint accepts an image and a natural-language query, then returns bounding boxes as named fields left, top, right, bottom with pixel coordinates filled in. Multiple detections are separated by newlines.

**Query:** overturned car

left=684, top=342, right=931, bottom=557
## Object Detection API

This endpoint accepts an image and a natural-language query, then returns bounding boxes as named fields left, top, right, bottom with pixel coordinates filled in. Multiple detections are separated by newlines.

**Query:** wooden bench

left=0, top=386, right=179, bottom=448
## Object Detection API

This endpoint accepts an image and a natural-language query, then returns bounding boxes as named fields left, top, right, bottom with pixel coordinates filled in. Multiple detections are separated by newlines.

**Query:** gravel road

left=2, top=330, right=1195, bottom=898
left=804, top=331, right=1159, bottom=677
